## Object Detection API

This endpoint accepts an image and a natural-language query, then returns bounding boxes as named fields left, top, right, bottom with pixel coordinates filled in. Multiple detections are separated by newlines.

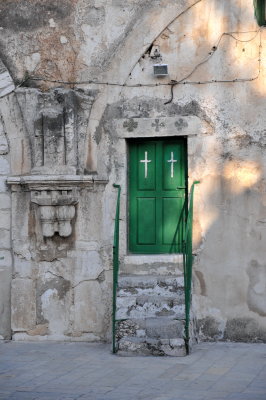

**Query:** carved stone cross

left=175, top=118, right=188, bottom=131
left=152, top=119, right=165, bottom=132
left=123, top=118, right=138, bottom=132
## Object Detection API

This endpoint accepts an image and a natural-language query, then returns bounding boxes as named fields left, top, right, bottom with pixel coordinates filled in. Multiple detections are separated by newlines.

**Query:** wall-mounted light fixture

left=153, top=64, right=168, bottom=77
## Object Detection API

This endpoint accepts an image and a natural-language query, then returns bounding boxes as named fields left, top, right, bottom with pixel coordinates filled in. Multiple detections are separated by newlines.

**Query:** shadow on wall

left=193, top=137, right=266, bottom=343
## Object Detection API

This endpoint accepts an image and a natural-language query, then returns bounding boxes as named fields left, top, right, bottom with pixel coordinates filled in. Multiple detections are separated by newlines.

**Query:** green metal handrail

left=182, top=181, right=200, bottom=355
left=112, top=184, right=121, bottom=354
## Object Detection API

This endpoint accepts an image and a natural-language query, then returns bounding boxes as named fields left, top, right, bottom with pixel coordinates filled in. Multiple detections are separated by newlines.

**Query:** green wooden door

left=129, top=139, right=187, bottom=254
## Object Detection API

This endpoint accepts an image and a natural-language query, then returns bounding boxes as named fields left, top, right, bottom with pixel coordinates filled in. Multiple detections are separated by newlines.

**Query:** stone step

left=115, top=274, right=187, bottom=356
left=116, top=294, right=185, bottom=319
left=121, top=255, right=183, bottom=276
left=116, top=317, right=185, bottom=340
left=117, top=275, right=185, bottom=319
left=117, top=336, right=186, bottom=357
left=118, top=275, right=184, bottom=293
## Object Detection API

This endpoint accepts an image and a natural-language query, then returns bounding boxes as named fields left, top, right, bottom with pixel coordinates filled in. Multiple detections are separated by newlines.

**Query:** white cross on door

left=167, top=152, right=177, bottom=178
left=140, top=151, right=151, bottom=179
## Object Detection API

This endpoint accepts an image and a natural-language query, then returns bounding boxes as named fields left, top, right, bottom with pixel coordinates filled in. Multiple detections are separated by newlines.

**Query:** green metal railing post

left=112, top=184, right=121, bottom=354
left=183, top=181, right=200, bottom=355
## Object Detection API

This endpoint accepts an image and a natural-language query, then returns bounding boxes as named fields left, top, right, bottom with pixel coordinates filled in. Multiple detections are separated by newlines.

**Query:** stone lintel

left=115, top=116, right=211, bottom=138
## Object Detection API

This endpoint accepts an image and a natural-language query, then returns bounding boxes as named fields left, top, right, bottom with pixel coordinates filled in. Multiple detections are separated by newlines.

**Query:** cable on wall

left=0, top=28, right=263, bottom=103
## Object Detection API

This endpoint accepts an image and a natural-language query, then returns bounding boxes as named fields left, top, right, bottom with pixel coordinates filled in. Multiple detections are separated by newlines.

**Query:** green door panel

left=162, top=142, right=183, bottom=190
left=129, top=139, right=187, bottom=254
left=137, top=198, right=156, bottom=244
left=162, top=197, right=180, bottom=244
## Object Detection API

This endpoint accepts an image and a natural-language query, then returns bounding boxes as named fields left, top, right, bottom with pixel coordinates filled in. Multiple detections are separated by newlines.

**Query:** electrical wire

left=0, top=28, right=263, bottom=102
left=164, top=29, right=262, bottom=104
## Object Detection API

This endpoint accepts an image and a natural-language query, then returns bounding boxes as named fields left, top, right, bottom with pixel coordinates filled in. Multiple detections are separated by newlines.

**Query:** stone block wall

left=0, top=0, right=265, bottom=343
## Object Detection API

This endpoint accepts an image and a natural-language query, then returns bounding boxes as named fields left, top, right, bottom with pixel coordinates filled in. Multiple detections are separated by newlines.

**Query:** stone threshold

left=124, top=254, right=183, bottom=264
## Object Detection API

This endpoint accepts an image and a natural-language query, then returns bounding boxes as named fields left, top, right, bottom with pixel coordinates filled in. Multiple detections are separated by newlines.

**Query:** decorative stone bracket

left=7, top=175, right=108, bottom=239
left=31, top=189, right=78, bottom=237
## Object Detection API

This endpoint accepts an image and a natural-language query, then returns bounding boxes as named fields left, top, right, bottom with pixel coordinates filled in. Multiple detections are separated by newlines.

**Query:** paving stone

left=227, top=394, right=266, bottom=400
left=0, top=342, right=266, bottom=400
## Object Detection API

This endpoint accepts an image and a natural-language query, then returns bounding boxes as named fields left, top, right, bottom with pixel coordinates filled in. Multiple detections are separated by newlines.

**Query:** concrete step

left=117, top=336, right=186, bottom=357
left=116, top=295, right=185, bottom=319
left=116, top=317, right=185, bottom=340
left=121, top=254, right=183, bottom=275
left=118, top=275, right=184, bottom=293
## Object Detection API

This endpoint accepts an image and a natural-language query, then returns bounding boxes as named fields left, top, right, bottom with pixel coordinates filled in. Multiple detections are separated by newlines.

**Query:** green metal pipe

left=112, top=184, right=121, bottom=354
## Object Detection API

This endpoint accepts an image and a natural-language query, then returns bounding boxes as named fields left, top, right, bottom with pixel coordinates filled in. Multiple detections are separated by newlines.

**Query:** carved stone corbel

left=31, top=189, right=78, bottom=238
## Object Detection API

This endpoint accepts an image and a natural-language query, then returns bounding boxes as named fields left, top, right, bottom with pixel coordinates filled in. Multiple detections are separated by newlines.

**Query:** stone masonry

left=0, top=0, right=265, bottom=348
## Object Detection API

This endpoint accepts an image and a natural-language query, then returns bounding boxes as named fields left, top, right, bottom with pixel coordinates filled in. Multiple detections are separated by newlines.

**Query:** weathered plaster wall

left=0, top=0, right=265, bottom=342
left=0, top=105, right=11, bottom=339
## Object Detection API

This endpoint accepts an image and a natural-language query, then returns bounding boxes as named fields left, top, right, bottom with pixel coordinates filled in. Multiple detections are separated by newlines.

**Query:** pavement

left=0, top=341, right=265, bottom=400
